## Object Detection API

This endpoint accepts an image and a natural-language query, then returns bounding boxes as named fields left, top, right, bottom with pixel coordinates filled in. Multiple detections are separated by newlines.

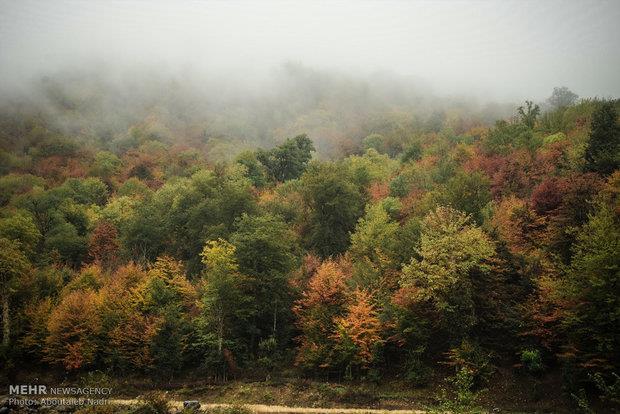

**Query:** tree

left=257, top=134, right=315, bottom=182
left=0, top=238, right=30, bottom=348
left=398, top=207, right=495, bottom=344
left=547, top=87, right=578, bottom=109
left=197, top=239, right=252, bottom=377
left=0, top=210, right=41, bottom=259
left=45, top=289, right=102, bottom=370
left=531, top=173, right=603, bottom=262
left=585, top=101, right=620, bottom=175
left=440, top=171, right=491, bottom=225
left=301, top=163, right=365, bottom=257
left=61, top=177, right=109, bottom=206
left=120, top=167, right=256, bottom=272
left=294, top=258, right=351, bottom=371
left=482, top=121, right=533, bottom=155
left=230, top=213, right=298, bottom=347
left=561, top=203, right=620, bottom=373
left=236, top=151, right=269, bottom=188
left=0, top=174, right=45, bottom=206
left=332, top=288, right=384, bottom=374
left=518, top=101, right=541, bottom=129
left=363, top=133, right=386, bottom=154
left=349, top=200, right=400, bottom=291
left=88, top=220, right=120, bottom=269
left=350, top=200, right=399, bottom=263
left=90, top=151, right=122, bottom=182
left=135, top=256, right=197, bottom=375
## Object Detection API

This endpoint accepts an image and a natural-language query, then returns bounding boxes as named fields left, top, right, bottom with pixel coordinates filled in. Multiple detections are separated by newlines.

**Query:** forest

left=0, top=69, right=619, bottom=413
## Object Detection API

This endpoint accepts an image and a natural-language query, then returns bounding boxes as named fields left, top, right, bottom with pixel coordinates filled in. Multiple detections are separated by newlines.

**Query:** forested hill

left=0, top=78, right=619, bottom=411
left=0, top=65, right=514, bottom=160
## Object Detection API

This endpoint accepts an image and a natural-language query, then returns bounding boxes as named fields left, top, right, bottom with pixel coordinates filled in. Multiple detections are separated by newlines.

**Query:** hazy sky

left=1, top=0, right=619, bottom=100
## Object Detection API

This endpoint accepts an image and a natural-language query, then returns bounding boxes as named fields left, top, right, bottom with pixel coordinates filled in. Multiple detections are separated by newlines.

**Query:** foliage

left=294, top=258, right=351, bottom=372
left=88, top=220, right=120, bottom=268
left=585, top=101, right=620, bottom=175
left=518, top=100, right=541, bottom=129
left=520, top=349, right=543, bottom=375
left=561, top=202, right=620, bottom=374
left=332, top=289, right=384, bottom=372
left=0, top=91, right=619, bottom=406
left=45, top=289, right=102, bottom=370
left=301, top=163, right=364, bottom=257
left=547, top=87, right=579, bottom=109
left=256, top=134, right=315, bottom=182
left=134, top=392, right=171, bottom=414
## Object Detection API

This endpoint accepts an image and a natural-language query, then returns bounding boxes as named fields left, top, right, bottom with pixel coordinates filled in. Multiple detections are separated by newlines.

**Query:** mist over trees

left=0, top=65, right=515, bottom=162
left=0, top=57, right=619, bottom=411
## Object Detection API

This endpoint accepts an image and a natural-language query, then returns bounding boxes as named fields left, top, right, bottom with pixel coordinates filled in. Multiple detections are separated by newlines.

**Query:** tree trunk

left=2, top=294, right=9, bottom=348
left=272, top=300, right=277, bottom=336
left=217, top=314, right=223, bottom=354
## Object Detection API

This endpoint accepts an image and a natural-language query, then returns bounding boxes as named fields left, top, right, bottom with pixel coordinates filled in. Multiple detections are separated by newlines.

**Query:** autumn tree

left=236, top=151, right=269, bottom=188
left=332, top=288, right=384, bottom=376
left=90, top=151, right=122, bottom=182
left=294, top=258, right=351, bottom=372
left=88, top=220, right=120, bottom=269
left=439, top=170, right=491, bottom=224
left=45, top=289, right=102, bottom=370
left=349, top=200, right=399, bottom=292
left=0, top=210, right=41, bottom=259
left=139, top=256, right=197, bottom=374
left=91, top=263, right=164, bottom=372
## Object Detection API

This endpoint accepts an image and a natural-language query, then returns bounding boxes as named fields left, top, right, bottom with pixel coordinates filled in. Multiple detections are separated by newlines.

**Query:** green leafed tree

left=230, top=213, right=299, bottom=348
left=197, top=239, right=253, bottom=376
left=398, top=206, right=495, bottom=344
left=518, top=100, right=541, bottom=129
left=257, top=134, right=315, bottom=182
left=439, top=171, right=491, bottom=225
left=0, top=238, right=30, bottom=348
left=301, top=163, right=365, bottom=258
left=585, top=101, right=620, bottom=175
left=562, top=203, right=620, bottom=373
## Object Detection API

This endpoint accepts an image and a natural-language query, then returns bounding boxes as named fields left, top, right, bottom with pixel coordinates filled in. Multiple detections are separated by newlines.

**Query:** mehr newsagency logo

left=7, top=384, right=112, bottom=408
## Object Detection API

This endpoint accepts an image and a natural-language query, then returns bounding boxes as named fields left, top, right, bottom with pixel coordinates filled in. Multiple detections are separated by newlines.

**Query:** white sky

left=1, top=0, right=619, bottom=100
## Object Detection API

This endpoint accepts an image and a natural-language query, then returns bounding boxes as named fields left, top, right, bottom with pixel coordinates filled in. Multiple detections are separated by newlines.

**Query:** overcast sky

left=1, top=0, right=619, bottom=100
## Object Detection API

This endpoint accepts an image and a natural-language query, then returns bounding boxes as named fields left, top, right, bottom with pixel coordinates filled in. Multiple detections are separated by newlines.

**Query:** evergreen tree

left=585, top=101, right=620, bottom=175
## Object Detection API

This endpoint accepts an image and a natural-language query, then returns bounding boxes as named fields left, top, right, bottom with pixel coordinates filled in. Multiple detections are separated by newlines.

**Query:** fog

left=1, top=0, right=619, bottom=100
left=0, top=1, right=618, bottom=158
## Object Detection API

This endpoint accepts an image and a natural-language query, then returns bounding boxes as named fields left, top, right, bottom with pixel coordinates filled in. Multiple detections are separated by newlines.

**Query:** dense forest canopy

left=0, top=62, right=619, bottom=411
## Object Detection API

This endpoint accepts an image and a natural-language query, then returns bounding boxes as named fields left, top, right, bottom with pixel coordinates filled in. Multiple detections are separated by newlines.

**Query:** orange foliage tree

left=45, top=289, right=102, bottom=370
left=293, top=258, right=351, bottom=371
left=332, top=288, right=384, bottom=373
left=88, top=220, right=120, bottom=269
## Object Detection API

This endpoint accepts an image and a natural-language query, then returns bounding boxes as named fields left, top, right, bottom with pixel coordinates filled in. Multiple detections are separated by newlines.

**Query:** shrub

left=404, top=351, right=433, bottom=387
left=520, top=349, right=544, bottom=375
left=133, top=392, right=171, bottom=414
left=444, top=340, right=495, bottom=386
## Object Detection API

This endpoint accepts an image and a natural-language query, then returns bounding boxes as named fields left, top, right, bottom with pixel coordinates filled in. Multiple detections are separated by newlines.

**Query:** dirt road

left=110, top=399, right=428, bottom=414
